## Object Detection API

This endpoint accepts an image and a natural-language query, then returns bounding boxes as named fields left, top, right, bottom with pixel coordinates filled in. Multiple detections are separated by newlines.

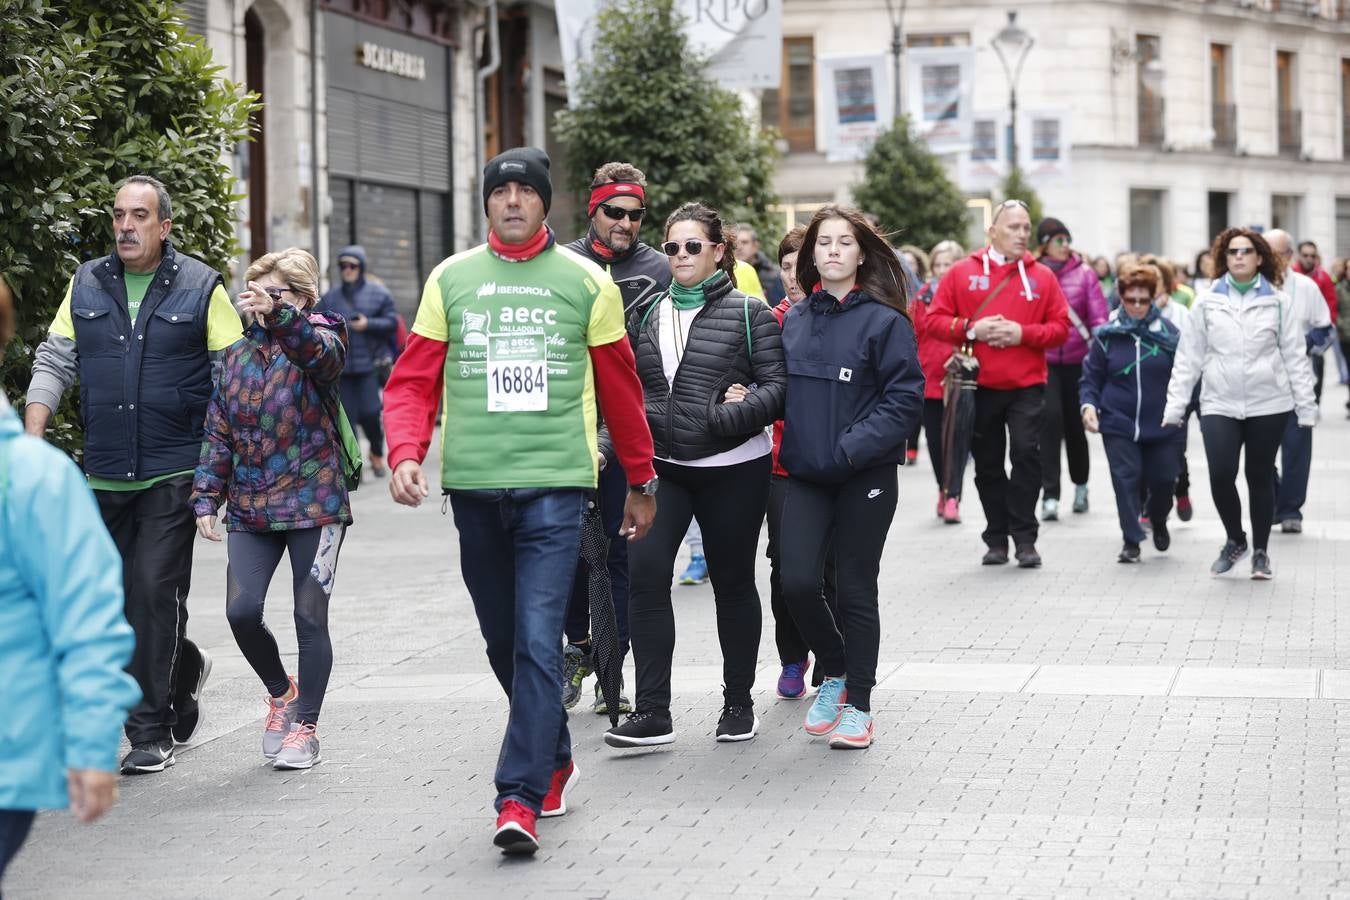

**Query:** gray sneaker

left=273, top=723, right=320, bottom=770
left=593, top=678, right=633, bottom=715
left=262, top=679, right=299, bottom=760
left=561, top=643, right=592, bottom=710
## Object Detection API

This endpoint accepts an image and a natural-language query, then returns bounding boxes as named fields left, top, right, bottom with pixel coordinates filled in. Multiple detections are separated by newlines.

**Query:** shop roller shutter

left=355, top=182, right=419, bottom=312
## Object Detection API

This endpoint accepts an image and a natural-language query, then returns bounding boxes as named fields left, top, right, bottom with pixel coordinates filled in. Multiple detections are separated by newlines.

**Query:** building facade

left=179, top=0, right=573, bottom=316
left=768, top=0, right=1350, bottom=263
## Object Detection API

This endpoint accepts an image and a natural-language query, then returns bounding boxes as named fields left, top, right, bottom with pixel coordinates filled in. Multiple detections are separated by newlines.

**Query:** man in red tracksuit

left=926, top=199, right=1070, bottom=568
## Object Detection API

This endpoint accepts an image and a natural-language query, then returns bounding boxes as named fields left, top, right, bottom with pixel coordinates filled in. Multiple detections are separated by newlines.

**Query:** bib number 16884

left=491, top=364, right=546, bottom=396
left=486, top=330, right=549, bottom=412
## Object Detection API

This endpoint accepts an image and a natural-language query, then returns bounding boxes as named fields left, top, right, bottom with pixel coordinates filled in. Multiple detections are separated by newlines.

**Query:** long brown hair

left=1209, top=228, right=1279, bottom=284
left=664, top=202, right=737, bottom=288
left=796, top=205, right=910, bottom=315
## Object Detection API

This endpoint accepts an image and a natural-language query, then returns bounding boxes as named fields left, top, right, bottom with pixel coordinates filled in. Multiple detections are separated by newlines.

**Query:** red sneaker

left=493, top=800, right=539, bottom=854
left=942, top=497, right=961, bottom=524
left=1177, top=496, right=1193, bottom=522
left=540, top=760, right=579, bottom=818
left=906, top=446, right=919, bottom=463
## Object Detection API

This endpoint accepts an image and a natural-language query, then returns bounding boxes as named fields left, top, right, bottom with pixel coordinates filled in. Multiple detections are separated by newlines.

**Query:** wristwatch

left=630, top=476, right=659, bottom=496
left=965, top=323, right=978, bottom=341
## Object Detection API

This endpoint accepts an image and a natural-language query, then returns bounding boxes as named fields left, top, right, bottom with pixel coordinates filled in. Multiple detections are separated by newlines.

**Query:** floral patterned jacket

left=192, top=304, right=353, bottom=532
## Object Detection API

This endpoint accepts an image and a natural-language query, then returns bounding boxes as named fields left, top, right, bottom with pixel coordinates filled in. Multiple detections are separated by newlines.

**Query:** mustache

left=118, top=232, right=140, bottom=244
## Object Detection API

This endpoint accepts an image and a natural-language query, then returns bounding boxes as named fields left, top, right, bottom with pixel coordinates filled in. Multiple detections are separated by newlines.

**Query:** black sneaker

left=604, top=711, right=675, bottom=748
left=1152, top=519, right=1171, bottom=552
left=1015, top=544, right=1042, bottom=568
left=171, top=647, right=213, bottom=746
left=1251, top=549, right=1273, bottom=580
left=121, top=740, right=176, bottom=775
left=1118, top=543, right=1141, bottom=564
left=981, top=545, right=1009, bottom=565
left=715, top=705, right=758, bottom=743
left=1209, top=540, right=1249, bottom=576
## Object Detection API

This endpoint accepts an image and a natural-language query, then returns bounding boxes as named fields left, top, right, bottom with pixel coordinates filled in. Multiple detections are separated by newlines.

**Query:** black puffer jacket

left=631, top=270, right=786, bottom=462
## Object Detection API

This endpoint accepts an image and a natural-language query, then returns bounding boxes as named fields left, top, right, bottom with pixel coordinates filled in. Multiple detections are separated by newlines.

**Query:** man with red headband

left=559, top=162, right=671, bottom=715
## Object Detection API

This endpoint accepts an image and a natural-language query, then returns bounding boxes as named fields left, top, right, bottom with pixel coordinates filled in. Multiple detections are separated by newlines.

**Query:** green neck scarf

left=669, top=272, right=721, bottom=310
left=1227, top=273, right=1258, bottom=295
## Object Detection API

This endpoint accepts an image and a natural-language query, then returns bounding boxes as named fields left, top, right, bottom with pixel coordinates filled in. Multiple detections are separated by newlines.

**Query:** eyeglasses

left=597, top=203, right=645, bottom=222
left=1225, top=247, right=1256, bottom=258
left=263, top=286, right=297, bottom=301
left=338, top=261, right=360, bottom=270
left=662, top=239, right=714, bottom=256
left=1122, top=297, right=1152, bottom=307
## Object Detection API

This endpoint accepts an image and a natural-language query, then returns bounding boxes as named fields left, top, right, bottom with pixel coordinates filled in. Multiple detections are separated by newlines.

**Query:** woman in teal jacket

left=0, top=281, right=139, bottom=882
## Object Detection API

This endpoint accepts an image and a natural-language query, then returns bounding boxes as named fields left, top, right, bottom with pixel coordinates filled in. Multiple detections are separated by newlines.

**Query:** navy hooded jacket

left=780, top=288, right=924, bottom=484
left=317, top=245, right=397, bottom=376
left=1079, top=307, right=1183, bottom=443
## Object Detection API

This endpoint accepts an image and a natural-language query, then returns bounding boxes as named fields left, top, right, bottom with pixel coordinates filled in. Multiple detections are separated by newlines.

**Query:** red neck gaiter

left=489, top=226, right=552, bottom=262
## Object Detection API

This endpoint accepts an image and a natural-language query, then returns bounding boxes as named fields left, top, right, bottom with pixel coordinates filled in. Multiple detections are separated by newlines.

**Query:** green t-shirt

left=124, top=271, right=154, bottom=322
left=410, top=243, right=626, bottom=490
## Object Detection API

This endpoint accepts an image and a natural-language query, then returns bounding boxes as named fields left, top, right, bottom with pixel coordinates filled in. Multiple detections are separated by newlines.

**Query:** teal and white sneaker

left=828, top=705, right=874, bottom=749
left=679, top=554, right=708, bottom=585
left=803, top=676, right=848, bottom=736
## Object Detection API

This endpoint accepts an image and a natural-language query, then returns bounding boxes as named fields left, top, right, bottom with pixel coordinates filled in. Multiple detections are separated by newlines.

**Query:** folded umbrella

left=940, top=350, right=979, bottom=501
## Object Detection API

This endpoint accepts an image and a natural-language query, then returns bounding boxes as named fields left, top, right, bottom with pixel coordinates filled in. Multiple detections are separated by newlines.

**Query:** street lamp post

left=990, top=10, right=1034, bottom=170
left=883, top=0, right=908, bottom=121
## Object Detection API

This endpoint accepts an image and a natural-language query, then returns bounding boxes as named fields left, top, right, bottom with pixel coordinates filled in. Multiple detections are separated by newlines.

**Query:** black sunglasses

left=338, top=261, right=360, bottom=270
left=598, top=203, right=645, bottom=222
left=662, top=239, right=714, bottom=256
left=263, top=286, right=297, bottom=301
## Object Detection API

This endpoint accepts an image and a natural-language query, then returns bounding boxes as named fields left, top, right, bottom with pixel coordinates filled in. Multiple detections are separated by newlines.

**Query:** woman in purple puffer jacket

left=1035, top=218, right=1108, bottom=520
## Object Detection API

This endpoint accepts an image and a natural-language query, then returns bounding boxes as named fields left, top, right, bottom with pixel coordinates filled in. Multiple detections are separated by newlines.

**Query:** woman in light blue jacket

left=0, top=280, right=140, bottom=883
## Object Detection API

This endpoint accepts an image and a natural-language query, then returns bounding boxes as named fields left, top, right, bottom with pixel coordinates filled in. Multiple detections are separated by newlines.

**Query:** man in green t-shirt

left=25, top=175, right=244, bottom=776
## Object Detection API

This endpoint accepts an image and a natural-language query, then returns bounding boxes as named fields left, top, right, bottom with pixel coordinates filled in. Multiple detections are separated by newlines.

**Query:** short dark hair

left=1210, top=227, right=1279, bottom=284
left=117, top=174, right=172, bottom=220
left=1117, top=266, right=1159, bottom=298
left=777, top=226, right=806, bottom=266
left=590, top=162, right=647, bottom=189
left=1298, top=240, right=1318, bottom=253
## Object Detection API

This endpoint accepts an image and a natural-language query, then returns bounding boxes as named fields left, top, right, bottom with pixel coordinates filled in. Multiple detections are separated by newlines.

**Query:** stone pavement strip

left=9, top=408, right=1350, bottom=899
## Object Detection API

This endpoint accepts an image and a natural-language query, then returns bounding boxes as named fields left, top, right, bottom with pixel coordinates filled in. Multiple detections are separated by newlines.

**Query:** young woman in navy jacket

left=778, top=206, right=924, bottom=750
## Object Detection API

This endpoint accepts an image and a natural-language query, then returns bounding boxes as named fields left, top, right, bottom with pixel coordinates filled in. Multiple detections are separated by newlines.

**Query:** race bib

left=486, top=330, right=548, bottom=412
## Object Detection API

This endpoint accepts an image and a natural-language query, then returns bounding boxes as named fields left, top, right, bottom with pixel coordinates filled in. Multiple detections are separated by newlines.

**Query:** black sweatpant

left=339, top=372, right=385, bottom=457
left=95, top=474, right=202, bottom=745
left=972, top=385, right=1045, bottom=549
left=780, top=466, right=897, bottom=712
left=766, top=473, right=838, bottom=667
left=627, top=455, right=770, bottom=714
left=1199, top=412, right=1289, bottom=553
left=1040, top=363, right=1089, bottom=499
left=226, top=524, right=346, bottom=725
left=921, top=397, right=949, bottom=495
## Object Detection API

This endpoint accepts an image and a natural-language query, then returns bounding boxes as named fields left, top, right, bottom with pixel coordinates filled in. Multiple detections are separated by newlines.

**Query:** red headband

left=588, top=182, right=646, bottom=217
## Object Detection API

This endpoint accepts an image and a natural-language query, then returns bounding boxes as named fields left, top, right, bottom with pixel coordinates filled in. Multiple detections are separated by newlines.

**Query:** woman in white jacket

left=1163, top=228, right=1317, bottom=580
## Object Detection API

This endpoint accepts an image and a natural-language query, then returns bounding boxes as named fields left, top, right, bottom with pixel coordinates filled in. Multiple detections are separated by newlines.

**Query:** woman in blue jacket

left=779, top=206, right=924, bottom=750
left=1079, top=266, right=1184, bottom=563
left=0, top=283, right=140, bottom=882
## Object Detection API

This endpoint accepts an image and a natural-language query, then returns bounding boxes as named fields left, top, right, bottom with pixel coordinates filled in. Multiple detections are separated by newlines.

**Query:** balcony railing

left=1278, top=108, right=1303, bottom=157
left=1212, top=102, right=1237, bottom=150
left=1138, top=96, right=1165, bottom=147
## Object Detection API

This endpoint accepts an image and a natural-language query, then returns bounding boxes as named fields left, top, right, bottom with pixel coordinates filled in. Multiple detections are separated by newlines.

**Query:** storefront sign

left=556, top=0, right=781, bottom=92
left=358, top=42, right=427, bottom=81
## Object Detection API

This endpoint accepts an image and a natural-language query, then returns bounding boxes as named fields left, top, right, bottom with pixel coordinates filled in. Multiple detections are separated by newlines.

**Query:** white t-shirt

left=654, top=296, right=771, bottom=468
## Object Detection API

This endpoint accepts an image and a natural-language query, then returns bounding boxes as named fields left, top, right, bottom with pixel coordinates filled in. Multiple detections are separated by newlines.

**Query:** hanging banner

left=1021, top=109, right=1071, bottom=178
left=556, top=0, right=781, bottom=93
left=958, top=111, right=1007, bottom=189
left=817, top=55, right=890, bottom=162
left=905, top=46, right=975, bottom=151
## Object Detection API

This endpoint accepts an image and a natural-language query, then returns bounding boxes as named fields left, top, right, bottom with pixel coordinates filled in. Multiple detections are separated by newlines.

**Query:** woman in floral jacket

left=192, top=247, right=350, bottom=771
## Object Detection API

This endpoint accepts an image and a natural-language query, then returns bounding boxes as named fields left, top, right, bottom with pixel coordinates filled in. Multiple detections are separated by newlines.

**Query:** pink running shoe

left=941, top=497, right=961, bottom=524
left=262, top=676, right=299, bottom=760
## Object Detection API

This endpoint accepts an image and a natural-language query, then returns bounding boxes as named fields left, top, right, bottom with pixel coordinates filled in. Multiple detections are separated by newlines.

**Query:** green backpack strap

left=743, top=295, right=753, bottom=367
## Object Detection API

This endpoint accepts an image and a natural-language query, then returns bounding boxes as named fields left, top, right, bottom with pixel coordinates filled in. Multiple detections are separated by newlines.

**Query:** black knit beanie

left=1036, top=217, right=1071, bottom=245
left=482, top=147, right=552, bottom=214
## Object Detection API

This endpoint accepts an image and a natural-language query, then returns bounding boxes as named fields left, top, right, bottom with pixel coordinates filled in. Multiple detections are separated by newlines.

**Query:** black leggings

left=340, top=373, right=385, bottom=457
left=1199, top=413, right=1289, bottom=552
left=766, top=474, right=838, bottom=668
left=1041, top=362, right=1090, bottom=498
left=921, top=397, right=950, bottom=495
left=780, top=466, right=898, bottom=712
left=627, top=455, right=770, bottom=714
left=226, top=524, right=345, bottom=725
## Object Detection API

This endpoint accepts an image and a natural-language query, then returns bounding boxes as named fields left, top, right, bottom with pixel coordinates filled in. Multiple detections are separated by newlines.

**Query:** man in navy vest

left=26, top=175, right=244, bottom=775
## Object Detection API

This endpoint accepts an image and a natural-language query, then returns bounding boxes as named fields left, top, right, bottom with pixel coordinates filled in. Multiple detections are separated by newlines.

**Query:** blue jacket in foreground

left=780, top=288, right=924, bottom=484
left=1079, top=309, right=1183, bottom=443
left=0, top=395, right=139, bottom=810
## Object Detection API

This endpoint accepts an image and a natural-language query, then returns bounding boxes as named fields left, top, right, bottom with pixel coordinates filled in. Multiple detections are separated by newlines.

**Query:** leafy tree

left=0, top=0, right=254, bottom=453
left=1001, top=165, right=1044, bottom=228
left=554, top=0, right=779, bottom=242
left=852, top=117, right=970, bottom=253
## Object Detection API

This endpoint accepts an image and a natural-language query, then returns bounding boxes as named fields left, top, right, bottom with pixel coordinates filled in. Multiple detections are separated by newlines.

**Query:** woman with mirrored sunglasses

left=191, top=248, right=352, bottom=769
left=1164, top=228, right=1317, bottom=580
left=603, top=202, right=785, bottom=750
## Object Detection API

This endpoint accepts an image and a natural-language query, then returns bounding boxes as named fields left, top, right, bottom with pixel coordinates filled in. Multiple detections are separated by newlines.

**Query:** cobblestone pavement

left=9, top=400, right=1350, bottom=898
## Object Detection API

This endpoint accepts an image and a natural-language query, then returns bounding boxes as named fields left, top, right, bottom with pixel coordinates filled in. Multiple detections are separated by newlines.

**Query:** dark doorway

left=1207, top=191, right=1231, bottom=249
left=245, top=9, right=267, bottom=261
